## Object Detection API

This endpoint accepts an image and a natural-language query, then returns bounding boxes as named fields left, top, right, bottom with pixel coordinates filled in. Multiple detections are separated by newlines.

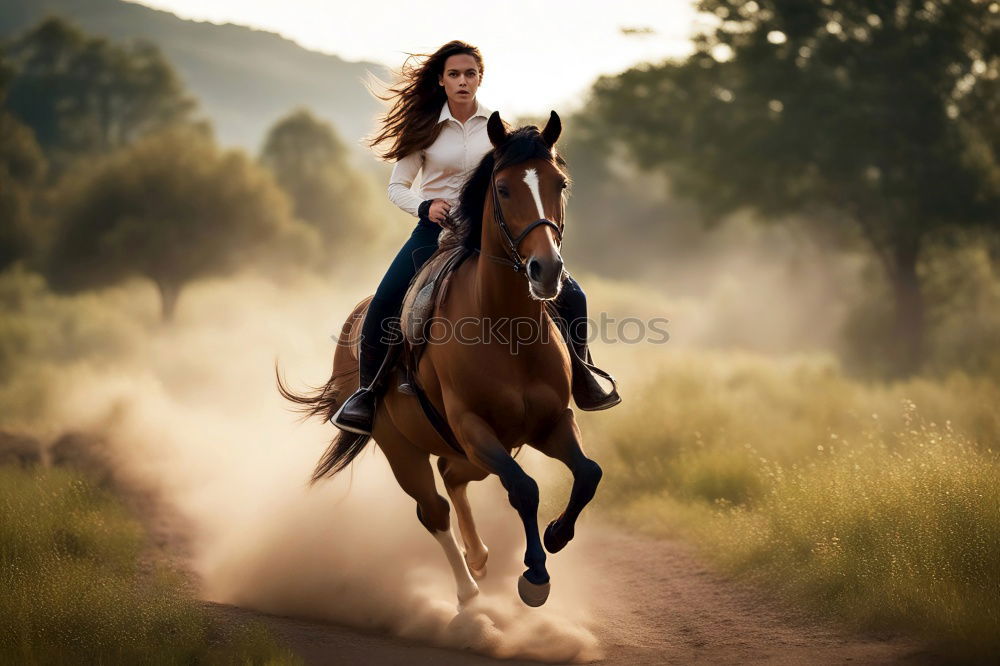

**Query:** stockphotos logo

left=332, top=312, right=670, bottom=353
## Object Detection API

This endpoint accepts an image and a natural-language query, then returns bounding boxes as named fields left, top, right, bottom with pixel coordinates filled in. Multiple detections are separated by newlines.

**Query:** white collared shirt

left=387, top=98, right=493, bottom=218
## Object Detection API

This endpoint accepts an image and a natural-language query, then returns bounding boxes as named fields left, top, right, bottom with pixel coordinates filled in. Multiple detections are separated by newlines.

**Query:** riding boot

left=566, top=334, right=622, bottom=411
left=551, top=283, right=621, bottom=411
left=330, top=338, right=391, bottom=435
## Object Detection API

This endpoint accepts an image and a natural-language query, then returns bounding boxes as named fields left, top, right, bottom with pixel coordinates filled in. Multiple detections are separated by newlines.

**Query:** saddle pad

left=400, top=244, right=470, bottom=346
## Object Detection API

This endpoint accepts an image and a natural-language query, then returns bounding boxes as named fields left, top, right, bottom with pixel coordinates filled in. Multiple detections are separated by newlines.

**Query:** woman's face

left=439, top=53, right=481, bottom=104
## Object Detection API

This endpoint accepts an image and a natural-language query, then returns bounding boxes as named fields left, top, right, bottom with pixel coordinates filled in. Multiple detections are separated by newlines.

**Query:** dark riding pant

left=361, top=215, right=442, bottom=351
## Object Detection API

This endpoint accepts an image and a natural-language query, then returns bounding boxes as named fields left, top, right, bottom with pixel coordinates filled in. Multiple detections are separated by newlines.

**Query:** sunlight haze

left=128, top=0, right=701, bottom=117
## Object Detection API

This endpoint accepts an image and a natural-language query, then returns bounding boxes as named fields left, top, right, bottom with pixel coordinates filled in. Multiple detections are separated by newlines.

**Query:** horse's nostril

left=527, top=258, right=542, bottom=281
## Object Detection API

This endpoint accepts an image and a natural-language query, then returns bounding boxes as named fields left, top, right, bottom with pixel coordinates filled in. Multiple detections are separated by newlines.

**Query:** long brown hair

left=364, top=40, right=484, bottom=161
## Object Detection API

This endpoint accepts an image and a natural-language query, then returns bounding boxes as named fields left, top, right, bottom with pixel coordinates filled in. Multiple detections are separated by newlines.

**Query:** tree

left=0, top=55, right=47, bottom=271
left=260, top=108, right=378, bottom=247
left=587, top=0, right=1000, bottom=375
left=49, top=126, right=317, bottom=321
left=2, top=16, right=198, bottom=171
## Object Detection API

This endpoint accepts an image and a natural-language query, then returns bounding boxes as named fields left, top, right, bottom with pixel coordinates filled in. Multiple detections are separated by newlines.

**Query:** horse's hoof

left=543, top=518, right=573, bottom=554
left=517, top=574, right=551, bottom=607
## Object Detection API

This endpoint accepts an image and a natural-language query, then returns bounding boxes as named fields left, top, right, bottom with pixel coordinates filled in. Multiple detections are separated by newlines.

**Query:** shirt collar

left=438, top=98, right=491, bottom=124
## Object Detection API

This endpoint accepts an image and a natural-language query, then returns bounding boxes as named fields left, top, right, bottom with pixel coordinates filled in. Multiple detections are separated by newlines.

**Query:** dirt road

left=105, top=427, right=936, bottom=665
left=202, top=525, right=939, bottom=665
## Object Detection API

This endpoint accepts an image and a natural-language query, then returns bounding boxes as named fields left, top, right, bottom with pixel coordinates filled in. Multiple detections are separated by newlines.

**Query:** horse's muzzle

left=527, top=256, right=563, bottom=300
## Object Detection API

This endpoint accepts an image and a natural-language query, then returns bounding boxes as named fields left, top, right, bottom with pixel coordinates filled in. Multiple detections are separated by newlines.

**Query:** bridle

left=472, top=163, right=565, bottom=274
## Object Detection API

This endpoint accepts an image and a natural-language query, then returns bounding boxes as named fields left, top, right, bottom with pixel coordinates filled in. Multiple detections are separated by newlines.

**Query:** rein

left=472, top=164, right=564, bottom=274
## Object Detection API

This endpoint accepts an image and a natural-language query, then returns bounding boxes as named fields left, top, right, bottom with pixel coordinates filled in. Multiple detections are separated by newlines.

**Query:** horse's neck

left=474, top=203, right=543, bottom=322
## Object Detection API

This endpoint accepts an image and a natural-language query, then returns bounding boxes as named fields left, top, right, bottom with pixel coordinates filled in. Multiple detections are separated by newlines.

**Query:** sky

left=129, top=0, right=705, bottom=117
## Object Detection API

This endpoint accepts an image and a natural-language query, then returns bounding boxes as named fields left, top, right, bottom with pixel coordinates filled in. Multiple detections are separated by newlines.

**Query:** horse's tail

left=274, top=362, right=372, bottom=484
left=309, top=430, right=371, bottom=485
left=274, top=361, right=341, bottom=421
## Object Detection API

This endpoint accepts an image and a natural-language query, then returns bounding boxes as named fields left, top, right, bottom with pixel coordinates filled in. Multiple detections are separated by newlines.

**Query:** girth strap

left=409, top=373, right=466, bottom=457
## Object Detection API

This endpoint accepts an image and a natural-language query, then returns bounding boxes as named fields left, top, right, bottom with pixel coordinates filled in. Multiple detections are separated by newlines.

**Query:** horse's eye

left=498, top=187, right=510, bottom=198
left=560, top=181, right=568, bottom=190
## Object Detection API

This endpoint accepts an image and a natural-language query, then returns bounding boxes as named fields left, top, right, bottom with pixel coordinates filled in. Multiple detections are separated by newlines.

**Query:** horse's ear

left=487, top=111, right=509, bottom=147
left=541, top=110, right=561, bottom=147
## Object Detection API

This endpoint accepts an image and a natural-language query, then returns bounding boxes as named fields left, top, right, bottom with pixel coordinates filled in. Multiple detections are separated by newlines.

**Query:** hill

left=0, top=0, right=391, bottom=152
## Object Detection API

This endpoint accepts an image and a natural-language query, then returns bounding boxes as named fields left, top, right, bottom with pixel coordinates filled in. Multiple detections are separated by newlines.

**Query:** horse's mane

left=437, top=124, right=569, bottom=254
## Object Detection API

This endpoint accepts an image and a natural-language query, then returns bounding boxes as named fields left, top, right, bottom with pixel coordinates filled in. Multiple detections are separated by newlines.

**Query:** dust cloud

left=35, top=215, right=860, bottom=662
left=44, top=266, right=603, bottom=663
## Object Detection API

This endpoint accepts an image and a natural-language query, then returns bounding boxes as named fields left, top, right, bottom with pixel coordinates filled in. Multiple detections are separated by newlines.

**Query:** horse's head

left=485, top=111, right=568, bottom=300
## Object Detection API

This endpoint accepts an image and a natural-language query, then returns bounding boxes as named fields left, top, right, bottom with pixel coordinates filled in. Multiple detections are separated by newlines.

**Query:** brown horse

left=278, top=111, right=603, bottom=608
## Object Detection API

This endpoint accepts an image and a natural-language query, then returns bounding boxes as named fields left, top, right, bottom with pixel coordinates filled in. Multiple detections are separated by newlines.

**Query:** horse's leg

left=376, top=424, right=479, bottom=605
left=533, top=408, right=603, bottom=554
left=437, top=457, right=489, bottom=579
left=457, top=412, right=550, bottom=607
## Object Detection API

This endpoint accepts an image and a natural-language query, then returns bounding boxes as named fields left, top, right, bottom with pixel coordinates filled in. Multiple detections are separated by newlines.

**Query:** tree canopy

left=0, top=54, right=47, bottom=271
left=2, top=16, right=199, bottom=171
left=49, top=126, right=316, bottom=320
left=260, top=108, right=378, bottom=247
left=586, top=0, right=1000, bottom=375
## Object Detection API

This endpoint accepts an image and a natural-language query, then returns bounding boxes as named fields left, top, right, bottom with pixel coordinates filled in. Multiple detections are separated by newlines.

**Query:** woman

left=332, top=40, right=619, bottom=435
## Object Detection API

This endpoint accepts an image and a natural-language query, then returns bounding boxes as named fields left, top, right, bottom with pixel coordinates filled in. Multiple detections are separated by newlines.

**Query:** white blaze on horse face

left=522, top=168, right=547, bottom=220
left=433, top=527, right=480, bottom=604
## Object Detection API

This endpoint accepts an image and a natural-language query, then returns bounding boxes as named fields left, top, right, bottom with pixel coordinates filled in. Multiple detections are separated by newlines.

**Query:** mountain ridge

left=0, top=0, right=392, bottom=152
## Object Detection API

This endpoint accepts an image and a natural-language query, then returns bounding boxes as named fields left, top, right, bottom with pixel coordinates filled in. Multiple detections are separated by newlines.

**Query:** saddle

left=399, top=242, right=471, bottom=348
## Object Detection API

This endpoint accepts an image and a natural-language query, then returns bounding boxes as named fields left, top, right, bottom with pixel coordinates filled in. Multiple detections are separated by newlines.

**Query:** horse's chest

left=450, top=375, right=563, bottom=444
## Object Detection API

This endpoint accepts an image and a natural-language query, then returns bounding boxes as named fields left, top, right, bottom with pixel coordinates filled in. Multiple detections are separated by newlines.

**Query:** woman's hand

left=428, top=198, right=452, bottom=226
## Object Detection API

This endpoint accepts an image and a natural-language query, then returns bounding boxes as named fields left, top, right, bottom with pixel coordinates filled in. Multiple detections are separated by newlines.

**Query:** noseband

left=474, top=164, right=564, bottom=274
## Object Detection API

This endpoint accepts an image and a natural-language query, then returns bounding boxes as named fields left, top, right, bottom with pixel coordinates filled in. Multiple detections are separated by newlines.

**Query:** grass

left=0, top=464, right=300, bottom=665
left=583, top=349, right=1000, bottom=660
left=705, top=411, right=1000, bottom=655
left=3, top=264, right=999, bottom=659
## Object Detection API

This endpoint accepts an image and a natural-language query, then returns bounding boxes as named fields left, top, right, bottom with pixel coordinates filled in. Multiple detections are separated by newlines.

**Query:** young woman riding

left=332, top=40, right=619, bottom=435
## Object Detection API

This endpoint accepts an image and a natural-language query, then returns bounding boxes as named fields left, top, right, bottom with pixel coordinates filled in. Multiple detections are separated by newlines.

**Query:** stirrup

left=329, top=386, right=377, bottom=435
left=397, top=367, right=416, bottom=395
left=576, top=384, right=621, bottom=411
left=569, top=346, right=621, bottom=411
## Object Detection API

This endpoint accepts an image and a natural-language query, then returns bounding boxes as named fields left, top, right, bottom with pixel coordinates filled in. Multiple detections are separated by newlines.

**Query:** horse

left=277, top=110, right=603, bottom=608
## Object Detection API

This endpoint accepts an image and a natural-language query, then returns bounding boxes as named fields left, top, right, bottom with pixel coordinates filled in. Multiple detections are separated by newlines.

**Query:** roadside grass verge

left=0, top=464, right=300, bottom=664
left=584, top=351, right=1000, bottom=660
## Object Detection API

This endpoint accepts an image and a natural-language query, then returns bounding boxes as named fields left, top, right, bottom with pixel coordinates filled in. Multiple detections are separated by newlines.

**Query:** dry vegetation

left=579, top=347, right=1000, bottom=659
left=0, top=463, right=299, bottom=664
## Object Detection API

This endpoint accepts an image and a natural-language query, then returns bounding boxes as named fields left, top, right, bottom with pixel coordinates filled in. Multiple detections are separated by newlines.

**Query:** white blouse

left=387, top=98, right=494, bottom=218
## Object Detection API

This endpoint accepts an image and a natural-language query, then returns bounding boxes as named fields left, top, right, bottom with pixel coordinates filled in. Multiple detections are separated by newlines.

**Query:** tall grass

left=706, top=406, right=1000, bottom=656
left=0, top=464, right=299, bottom=664
left=584, top=349, right=1000, bottom=658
